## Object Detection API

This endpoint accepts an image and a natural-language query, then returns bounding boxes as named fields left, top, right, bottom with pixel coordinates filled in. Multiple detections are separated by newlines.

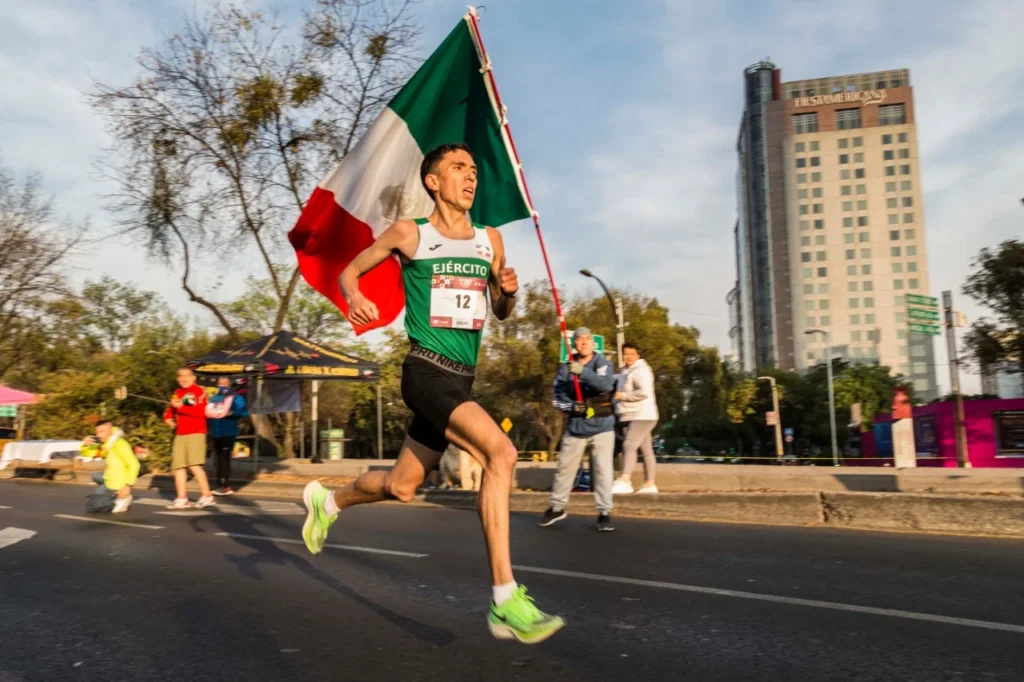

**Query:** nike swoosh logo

left=428, top=244, right=442, bottom=251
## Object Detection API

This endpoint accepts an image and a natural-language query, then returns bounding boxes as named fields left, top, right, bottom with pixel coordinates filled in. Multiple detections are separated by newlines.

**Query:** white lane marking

left=133, top=498, right=177, bottom=507
left=0, top=527, right=36, bottom=549
left=214, top=532, right=428, bottom=558
left=54, top=514, right=164, bottom=530
left=156, top=508, right=303, bottom=517
left=513, top=565, right=1024, bottom=635
left=0, top=505, right=12, bottom=510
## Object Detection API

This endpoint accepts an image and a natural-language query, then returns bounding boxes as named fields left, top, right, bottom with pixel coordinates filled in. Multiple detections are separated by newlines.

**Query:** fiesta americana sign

left=794, top=89, right=888, bottom=108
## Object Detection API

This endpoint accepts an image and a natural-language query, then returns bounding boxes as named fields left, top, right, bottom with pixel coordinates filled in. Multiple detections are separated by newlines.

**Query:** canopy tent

left=188, top=331, right=382, bottom=463
left=0, top=386, right=39, bottom=406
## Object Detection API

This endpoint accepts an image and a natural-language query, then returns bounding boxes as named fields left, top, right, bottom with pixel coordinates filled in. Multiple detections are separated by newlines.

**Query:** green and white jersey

left=402, top=218, right=494, bottom=367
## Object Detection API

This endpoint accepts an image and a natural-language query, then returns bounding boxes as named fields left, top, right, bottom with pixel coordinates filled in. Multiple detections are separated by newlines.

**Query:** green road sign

left=0, top=405, right=16, bottom=418
left=908, top=322, right=941, bottom=336
left=906, top=293, right=938, bottom=308
left=560, top=334, right=605, bottom=362
left=907, top=308, right=940, bottom=321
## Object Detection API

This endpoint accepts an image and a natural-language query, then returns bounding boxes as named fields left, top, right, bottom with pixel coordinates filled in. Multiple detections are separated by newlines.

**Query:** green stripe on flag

left=389, top=19, right=530, bottom=228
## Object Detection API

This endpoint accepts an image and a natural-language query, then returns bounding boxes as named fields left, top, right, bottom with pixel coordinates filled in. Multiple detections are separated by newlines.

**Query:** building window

left=907, top=262, right=918, bottom=272
left=815, top=251, right=826, bottom=261
left=900, top=164, right=912, bottom=175
left=819, top=299, right=830, bottom=311
left=879, top=103, right=907, bottom=126
left=839, top=154, right=849, bottom=165
left=904, top=228, right=916, bottom=239
left=841, top=185, right=852, bottom=196
left=844, top=233, right=855, bottom=244
left=898, top=132, right=908, bottom=143
left=817, top=267, right=828, bottom=277
left=864, top=297, right=875, bottom=308
left=843, top=217, right=854, bottom=228
left=887, top=198, right=898, bottom=209
left=795, top=142, right=806, bottom=153
left=858, top=232, right=869, bottom=242
left=903, top=213, right=914, bottom=223
left=818, top=283, right=829, bottom=294
left=836, top=108, right=862, bottom=130
left=815, top=235, right=826, bottom=245
left=885, top=166, right=896, bottom=176
left=813, top=187, right=823, bottom=198
left=842, top=201, right=854, bottom=211
left=857, top=216, right=868, bottom=227
left=845, top=249, right=856, bottom=260
left=811, top=157, right=821, bottom=167
left=805, top=299, right=816, bottom=310
left=855, top=168, right=865, bottom=179
left=796, top=158, right=807, bottom=168
left=799, top=220, right=810, bottom=230
left=895, top=295, right=905, bottom=306
left=840, top=169, right=851, bottom=180
left=892, top=246, right=904, bottom=257
left=854, top=152, right=864, bottom=163
left=811, top=172, right=822, bottom=182
left=803, top=283, right=813, bottom=294
left=902, top=196, right=913, bottom=207
left=882, top=134, right=893, bottom=145
left=886, top=182, right=897, bottom=192
left=800, top=205, right=809, bottom=215
left=838, top=139, right=849, bottom=149
left=899, top=347, right=908, bottom=357
left=863, top=281, right=874, bottom=292
left=893, top=262, right=903, bottom=273
left=897, top=329, right=907, bottom=340
left=810, top=141, right=820, bottom=151
left=793, top=113, right=819, bottom=134
left=821, top=315, right=831, bottom=326
left=860, top=248, right=871, bottom=258
left=906, top=245, right=918, bottom=256
left=803, top=268, right=813, bottom=278
left=890, top=230, right=901, bottom=240
left=848, top=281, right=859, bottom=292
left=889, top=214, right=899, bottom=225
left=856, top=184, right=867, bottom=195
left=899, top=148, right=910, bottom=159
left=850, top=314, right=861, bottom=325
left=797, top=173, right=807, bottom=184
left=901, top=180, right=912, bottom=191
left=894, top=279, right=904, bottom=290
left=857, top=200, right=868, bottom=210
left=852, top=331, right=862, bottom=341
left=853, top=137, right=863, bottom=147
left=909, top=278, right=919, bottom=289
left=884, top=150, right=895, bottom=161
left=847, top=265, right=857, bottom=276
left=862, top=264, right=872, bottom=275
left=896, top=311, right=905, bottom=323
left=801, top=252, right=812, bottom=263
left=849, top=298, right=860, bottom=309
left=801, top=236, right=811, bottom=246
left=806, top=317, right=816, bottom=327
left=814, top=219, right=825, bottom=229
left=813, top=203, right=824, bottom=213
left=798, top=189, right=809, bottom=199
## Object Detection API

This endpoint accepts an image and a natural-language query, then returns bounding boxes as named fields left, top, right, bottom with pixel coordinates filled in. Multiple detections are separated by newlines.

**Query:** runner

left=300, top=143, right=565, bottom=644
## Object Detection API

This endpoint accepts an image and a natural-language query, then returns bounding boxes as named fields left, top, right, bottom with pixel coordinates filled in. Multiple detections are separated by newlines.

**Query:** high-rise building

left=732, top=61, right=937, bottom=400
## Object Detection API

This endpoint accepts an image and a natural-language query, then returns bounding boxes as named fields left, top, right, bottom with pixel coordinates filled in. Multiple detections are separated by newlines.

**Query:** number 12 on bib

left=429, top=275, right=487, bottom=330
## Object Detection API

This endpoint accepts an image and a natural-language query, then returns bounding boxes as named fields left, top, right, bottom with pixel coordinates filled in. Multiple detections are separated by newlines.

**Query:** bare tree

left=0, top=161, right=88, bottom=378
left=89, top=0, right=421, bottom=342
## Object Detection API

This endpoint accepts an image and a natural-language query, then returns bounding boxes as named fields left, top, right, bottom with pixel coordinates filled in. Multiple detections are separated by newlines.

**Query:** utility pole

left=805, top=328, right=840, bottom=466
left=614, top=297, right=625, bottom=369
left=942, top=290, right=971, bottom=468
left=758, top=376, right=784, bottom=459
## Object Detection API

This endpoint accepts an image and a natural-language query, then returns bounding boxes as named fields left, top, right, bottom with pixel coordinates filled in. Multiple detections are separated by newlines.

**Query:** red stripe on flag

left=289, top=187, right=404, bottom=335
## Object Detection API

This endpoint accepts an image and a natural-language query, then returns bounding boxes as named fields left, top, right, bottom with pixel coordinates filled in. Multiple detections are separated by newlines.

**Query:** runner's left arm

left=486, top=227, right=517, bottom=320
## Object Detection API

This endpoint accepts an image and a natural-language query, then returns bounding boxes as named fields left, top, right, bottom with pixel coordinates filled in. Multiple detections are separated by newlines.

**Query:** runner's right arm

left=339, top=219, right=419, bottom=326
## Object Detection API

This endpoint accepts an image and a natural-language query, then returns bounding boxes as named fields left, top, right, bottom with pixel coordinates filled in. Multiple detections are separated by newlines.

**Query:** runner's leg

left=332, top=436, right=443, bottom=510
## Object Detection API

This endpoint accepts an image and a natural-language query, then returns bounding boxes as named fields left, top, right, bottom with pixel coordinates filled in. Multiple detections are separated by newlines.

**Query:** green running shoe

left=488, top=585, right=565, bottom=644
left=301, top=480, right=337, bottom=555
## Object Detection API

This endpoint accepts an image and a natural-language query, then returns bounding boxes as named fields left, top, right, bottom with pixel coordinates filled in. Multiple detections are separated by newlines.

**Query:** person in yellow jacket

left=80, top=420, right=140, bottom=514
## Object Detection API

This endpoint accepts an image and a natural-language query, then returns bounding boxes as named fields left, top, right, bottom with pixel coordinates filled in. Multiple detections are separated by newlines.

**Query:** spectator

left=205, top=376, right=248, bottom=496
left=80, top=420, right=140, bottom=514
left=612, top=342, right=660, bottom=494
left=539, top=327, right=617, bottom=532
left=163, top=367, right=215, bottom=509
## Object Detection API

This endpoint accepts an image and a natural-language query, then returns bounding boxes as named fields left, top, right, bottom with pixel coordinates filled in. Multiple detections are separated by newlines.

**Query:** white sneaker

left=167, top=498, right=191, bottom=509
left=194, top=495, right=217, bottom=509
left=112, top=495, right=133, bottom=513
left=611, top=479, right=635, bottom=495
left=636, top=483, right=659, bottom=495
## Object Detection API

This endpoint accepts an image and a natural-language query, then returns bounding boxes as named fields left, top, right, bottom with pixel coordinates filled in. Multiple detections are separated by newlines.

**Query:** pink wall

left=856, top=398, right=1024, bottom=468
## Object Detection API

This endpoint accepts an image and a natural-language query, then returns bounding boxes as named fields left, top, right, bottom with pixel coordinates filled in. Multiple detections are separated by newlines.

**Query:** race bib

left=429, top=275, right=487, bottom=330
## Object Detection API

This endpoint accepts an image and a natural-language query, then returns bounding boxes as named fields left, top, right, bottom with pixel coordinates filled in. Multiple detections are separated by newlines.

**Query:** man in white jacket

left=612, top=343, right=659, bottom=494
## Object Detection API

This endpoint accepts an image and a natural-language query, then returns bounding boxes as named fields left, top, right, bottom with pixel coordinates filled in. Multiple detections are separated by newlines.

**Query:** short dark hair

left=95, top=419, right=113, bottom=428
left=420, top=143, right=474, bottom=196
left=622, top=342, right=640, bottom=353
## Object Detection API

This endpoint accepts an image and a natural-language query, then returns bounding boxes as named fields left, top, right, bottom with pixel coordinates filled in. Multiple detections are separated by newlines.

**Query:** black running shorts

left=401, top=347, right=475, bottom=453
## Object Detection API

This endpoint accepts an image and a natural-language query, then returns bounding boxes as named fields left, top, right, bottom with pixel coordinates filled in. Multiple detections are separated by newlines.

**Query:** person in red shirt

left=163, top=367, right=215, bottom=509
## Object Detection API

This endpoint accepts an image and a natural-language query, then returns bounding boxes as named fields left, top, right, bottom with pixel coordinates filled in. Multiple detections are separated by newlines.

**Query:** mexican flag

left=288, top=10, right=532, bottom=334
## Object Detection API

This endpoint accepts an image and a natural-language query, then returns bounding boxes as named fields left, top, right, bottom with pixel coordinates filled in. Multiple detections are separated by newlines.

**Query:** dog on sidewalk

left=439, top=444, right=482, bottom=492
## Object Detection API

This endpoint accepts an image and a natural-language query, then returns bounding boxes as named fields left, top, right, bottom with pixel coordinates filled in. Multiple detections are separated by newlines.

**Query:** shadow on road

left=185, top=511, right=456, bottom=648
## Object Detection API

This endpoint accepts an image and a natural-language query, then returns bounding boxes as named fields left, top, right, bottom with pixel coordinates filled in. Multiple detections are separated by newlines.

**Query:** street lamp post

left=580, top=269, right=624, bottom=368
left=805, top=329, right=840, bottom=466
left=757, top=376, right=784, bottom=459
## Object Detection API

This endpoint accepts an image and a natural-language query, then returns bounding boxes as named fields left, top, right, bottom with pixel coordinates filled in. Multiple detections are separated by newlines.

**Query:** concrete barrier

left=821, top=492, right=1024, bottom=537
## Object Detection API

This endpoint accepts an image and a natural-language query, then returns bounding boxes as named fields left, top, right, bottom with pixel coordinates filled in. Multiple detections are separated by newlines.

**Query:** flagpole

left=465, top=7, right=583, bottom=403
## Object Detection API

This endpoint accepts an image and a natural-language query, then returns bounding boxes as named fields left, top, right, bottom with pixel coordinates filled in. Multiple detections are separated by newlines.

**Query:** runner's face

left=432, top=150, right=477, bottom=211
left=177, top=370, right=195, bottom=388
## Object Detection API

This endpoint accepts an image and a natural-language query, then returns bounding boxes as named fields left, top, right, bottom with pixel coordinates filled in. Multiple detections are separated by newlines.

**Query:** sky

left=2, top=0, right=1023, bottom=394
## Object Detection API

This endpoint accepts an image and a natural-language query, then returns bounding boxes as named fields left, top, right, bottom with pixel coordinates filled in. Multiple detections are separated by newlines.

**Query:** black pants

left=212, top=436, right=235, bottom=488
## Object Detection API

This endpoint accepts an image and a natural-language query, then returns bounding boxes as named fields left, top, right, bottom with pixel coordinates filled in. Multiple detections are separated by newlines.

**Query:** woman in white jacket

left=612, top=343, right=659, bottom=494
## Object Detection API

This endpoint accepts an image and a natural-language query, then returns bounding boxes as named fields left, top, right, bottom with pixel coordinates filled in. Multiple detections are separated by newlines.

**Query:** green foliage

left=834, top=363, right=905, bottom=432
left=963, top=239, right=1024, bottom=391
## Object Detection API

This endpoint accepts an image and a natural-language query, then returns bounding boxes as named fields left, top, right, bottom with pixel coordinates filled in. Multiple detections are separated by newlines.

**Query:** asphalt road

left=1, top=480, right=1023, bottom=682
